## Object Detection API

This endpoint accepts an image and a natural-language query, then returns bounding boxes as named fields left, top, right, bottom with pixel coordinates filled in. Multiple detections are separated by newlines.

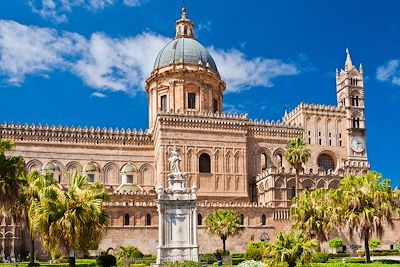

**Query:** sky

left=0, top=0, right=399, bottom=186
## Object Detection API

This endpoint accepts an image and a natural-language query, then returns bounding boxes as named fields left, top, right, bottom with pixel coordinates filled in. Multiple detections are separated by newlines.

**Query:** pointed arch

left=214, top=149, right=222, bottom=173
left=234, top=151, right=244, bottom=173
left=140, top=163, right=154, bottom=186
left=66, top=161, right=82, bottom=176
left=187, top=148, right=194, bottom=172
left=103, top=162, right=120, bottom=186
left=26, top=159, right=42, bottom=172
left=316, top=179, right=326, bottom=189
left=225, top=150, right=232, bottom=173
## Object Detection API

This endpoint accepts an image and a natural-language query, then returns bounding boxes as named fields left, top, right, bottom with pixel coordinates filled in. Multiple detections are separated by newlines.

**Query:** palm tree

left=264, top=230, right=319, bottom=267
left=11, top=171, right=56, bottom=266
left=30, top=175, right=110, bottom=267
left=329, top=172, right=397, bottom=263
left=205, top=210, right=243, bottom=253
left=290, top=188, right=333, bottom=242
left=284, top=137, right=311, bottom=197
left=0, top=139, right=25, bottom=212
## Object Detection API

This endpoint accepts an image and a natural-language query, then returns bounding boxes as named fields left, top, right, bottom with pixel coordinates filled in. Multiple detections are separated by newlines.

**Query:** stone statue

left=169, top=146, right=181, bottom=174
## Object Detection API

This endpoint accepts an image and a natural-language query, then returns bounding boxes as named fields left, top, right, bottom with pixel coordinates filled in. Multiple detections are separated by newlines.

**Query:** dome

left=153, top=38, right=218, bottom=73
left=42, top=162, right=58, bottom=172
left=84, top=162, right=98, bottom=172
left=121, top=163, right=137, bottom=175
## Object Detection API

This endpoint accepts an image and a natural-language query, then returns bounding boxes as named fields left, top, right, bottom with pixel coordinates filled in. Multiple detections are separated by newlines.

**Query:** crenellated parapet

left=0, top=122, right=153, bottom=147
left=155, top=110, right=249, bottom=132
left=284, top=102, right=345, bottom=122
left=255, top=166, right=352, bottom=183
left=248, top=119, right=303, bottom=139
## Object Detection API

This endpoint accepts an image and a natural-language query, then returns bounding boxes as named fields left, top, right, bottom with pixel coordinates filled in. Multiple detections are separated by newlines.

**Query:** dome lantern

left=175, top=7, right=195, bottom=39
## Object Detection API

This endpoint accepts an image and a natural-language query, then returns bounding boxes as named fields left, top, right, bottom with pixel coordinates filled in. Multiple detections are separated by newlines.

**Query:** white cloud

left=0, top=20, right=301, bottom=94
left=28, top=0, right=146, bottom=23
left=74, top=32, right=169, bottom=92
left=376, top=60, right=400, bottom=86
left=91, top=92, right=107, bottom=98
left=210, top=48, right=299, bottom=92
left=0, top=20, right=85, bottom=85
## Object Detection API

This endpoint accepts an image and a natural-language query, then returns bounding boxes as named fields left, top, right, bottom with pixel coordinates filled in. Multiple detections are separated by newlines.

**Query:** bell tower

left=336, top=49, right=369, bottom=170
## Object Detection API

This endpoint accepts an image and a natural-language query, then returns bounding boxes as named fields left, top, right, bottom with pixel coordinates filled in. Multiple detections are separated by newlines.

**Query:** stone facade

left=1, top=7, right=398, bottom=259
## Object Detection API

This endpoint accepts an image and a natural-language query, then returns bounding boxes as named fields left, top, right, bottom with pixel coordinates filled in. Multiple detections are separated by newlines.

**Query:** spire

left=175, top=4, right=195, bottom=39
left=345, top=48, right=353, bottom=70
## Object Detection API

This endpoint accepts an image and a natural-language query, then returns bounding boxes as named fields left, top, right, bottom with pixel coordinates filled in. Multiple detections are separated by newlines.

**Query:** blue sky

left=0, top=0, right=399, bottom=185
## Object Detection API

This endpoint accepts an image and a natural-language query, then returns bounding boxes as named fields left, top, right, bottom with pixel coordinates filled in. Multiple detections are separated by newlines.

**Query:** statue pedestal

left=156, top=170, right=199, bottom=264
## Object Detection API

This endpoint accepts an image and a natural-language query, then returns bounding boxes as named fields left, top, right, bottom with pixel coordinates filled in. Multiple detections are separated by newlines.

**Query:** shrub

left=312, top=252, right=329, bottom=263
left=395, top=241, right=400, bottom=251
left=369, top=239, right=381, bottom=249
left=238, top=260, right=266, bottom=267
left=130, top=264, right=146, bottom=267
left=373, top=259, right=400, bottom=264
left=96, top=254, right=117, bottom=267
left=245, top=248, right=263, bottom=261
left=356, top=249, right=400, bottom=257
left=328, top=238, right=344, bottom=250
left=248, top=241, right=265, bottom=249
left=218, top=250, right=230, bottom=256
left=232, top=253, right=245, bottom=258
left=345, top=258, right=366, bottom=263
left=199, top=253, right=215, bottom=264
left=328, top=252, right=350, bottom=258
left=27, top=263, right=40, bottom=267
left=232, top=257, right=246, bottom=265
left=160, top=261, right=202, bottom=267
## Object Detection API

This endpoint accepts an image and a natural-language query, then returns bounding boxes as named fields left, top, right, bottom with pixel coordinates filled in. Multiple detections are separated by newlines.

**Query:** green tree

left=328, top=172, right=397, bottom=263
left=328, top=238, right=344, bottom=253
left=205, top=210, right=243, bottom=253
left=0, top=139, right=25, bottom=212
left=263, top=230, right=319, bottom=267
left=30, top=175, right=110, bottom=267
left=291, top=188, right=332, bottom=242
left=284, top=137, right=311, bottom=197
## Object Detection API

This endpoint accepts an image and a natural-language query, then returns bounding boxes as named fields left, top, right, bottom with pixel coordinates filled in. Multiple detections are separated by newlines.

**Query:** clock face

left=350, top=136, right=365, bottom=153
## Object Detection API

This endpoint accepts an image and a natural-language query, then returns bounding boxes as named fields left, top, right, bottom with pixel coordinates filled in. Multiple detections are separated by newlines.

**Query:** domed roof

left=84, top=162, right=98, bottom=172
left=121, top=163, right=137, bottom=175
left=43, top=162, right=59, bottom=172
left=153, top=38, right=218, bottom=73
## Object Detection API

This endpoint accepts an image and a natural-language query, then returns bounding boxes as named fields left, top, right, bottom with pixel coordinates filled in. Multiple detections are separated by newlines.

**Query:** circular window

left=317, top=153, right=335, bottom=171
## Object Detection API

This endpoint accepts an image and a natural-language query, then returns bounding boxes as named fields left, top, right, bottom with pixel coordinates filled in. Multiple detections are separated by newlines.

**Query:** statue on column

left=168, top=146, right=181, bottom=174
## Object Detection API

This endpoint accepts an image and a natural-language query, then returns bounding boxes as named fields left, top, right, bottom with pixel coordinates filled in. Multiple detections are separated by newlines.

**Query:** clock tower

left=336, top=49, right=369, bottom=172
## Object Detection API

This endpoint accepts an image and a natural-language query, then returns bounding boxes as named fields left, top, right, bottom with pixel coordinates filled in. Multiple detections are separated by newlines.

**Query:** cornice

left=0, top=122, right=154, bottom=147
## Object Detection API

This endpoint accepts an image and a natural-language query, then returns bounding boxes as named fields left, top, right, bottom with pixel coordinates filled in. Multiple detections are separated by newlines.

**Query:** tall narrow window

left=261, top=214, right=266, bottom=226
left=355, top=96, right=359, bottom=107
left=290, top=186, right=296, bottom=199
left=213, top=98, right=218, bottom=113
left=197, top=214, right=202, bottom=226
left=261, top=153, right=267, bottom=171
left=126, top=175, right=133, bottom=184
left=146, top=214, right=152, bottom=226
left=199, top=153, right=211, bottom=173
left=124, top=214, right=130, bottom=226
left=277, top=154, right=283, bottom=168
left=160, top=95, right=167, bottom=112
left=240, top=214, right=244, bottom=225
left=188, top=93, right=196, bottom=109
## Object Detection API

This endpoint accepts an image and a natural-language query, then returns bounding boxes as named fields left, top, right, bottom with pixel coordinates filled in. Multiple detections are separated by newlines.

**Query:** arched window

left=197, top=214, right=202, bottom=226
left=124, top=214, right=130, bottom=226
left=240, top=214, right=244, bottom=225
left=290, top=186, right=296, bottom=199
left=277, top=154, right=283, bottom=168
left=146, top=214, right=152, bottom=226
left=261, top=153, right=267, bottom=171
left=261, top=214, right=266, bottom=226
left=352, top=118, right=360, bottom=128
left=199, top=153, right=211, bottom=173
left=317, top=153, right=335, bottom=172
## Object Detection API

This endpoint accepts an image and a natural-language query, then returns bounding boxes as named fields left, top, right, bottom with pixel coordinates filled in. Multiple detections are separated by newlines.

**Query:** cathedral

left=1, top=6, right=397, bottom=258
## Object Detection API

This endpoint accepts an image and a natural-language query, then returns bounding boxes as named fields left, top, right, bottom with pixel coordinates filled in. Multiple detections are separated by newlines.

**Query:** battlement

left=255, top=166, right=350, bottom=182
left=0, top=122, right=153, bottom=147
left=285, top=102, right=344, bottom=121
